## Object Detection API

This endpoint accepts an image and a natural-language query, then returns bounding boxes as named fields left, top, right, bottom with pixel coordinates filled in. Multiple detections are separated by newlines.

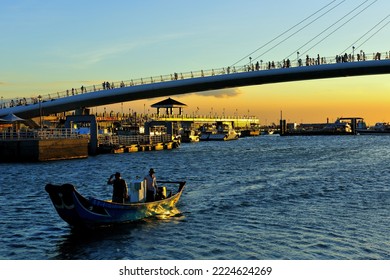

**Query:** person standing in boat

left=107, top=172, right=128, bottom=203
left=144, top=168, right=158, bottom=202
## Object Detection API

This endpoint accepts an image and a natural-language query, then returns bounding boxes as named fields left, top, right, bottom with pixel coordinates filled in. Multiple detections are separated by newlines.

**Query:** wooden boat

left=45, top=180, right=185, bottom=228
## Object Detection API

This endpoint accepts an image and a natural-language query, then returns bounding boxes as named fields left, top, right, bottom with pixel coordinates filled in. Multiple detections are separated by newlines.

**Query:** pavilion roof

left=151, top=97, right=187, bottom=108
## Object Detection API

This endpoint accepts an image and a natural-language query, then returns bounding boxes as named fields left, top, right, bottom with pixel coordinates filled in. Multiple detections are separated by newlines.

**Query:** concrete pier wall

left=0, top=138, right=89, bottom=162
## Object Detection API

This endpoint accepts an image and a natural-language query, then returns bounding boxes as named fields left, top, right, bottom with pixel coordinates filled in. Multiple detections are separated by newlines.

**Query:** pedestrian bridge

left=1, top=54, right=390, bottom=119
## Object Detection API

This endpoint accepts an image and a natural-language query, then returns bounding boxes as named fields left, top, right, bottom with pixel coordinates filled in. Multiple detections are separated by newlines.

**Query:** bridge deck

left=1, top=55, right=390, bottom=119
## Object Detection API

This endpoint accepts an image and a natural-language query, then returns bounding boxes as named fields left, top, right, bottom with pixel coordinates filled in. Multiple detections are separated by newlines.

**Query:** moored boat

left=180, top=129, right=200, bottom=142
left=199, top=121, right=239, bottom=141
left=357, top=122, right=390, bottom=134
left=207, top=128, right=239, bottom=141
left=240, top=128, right=260, bottom=137
left=45, top=180, right=186, bottom=228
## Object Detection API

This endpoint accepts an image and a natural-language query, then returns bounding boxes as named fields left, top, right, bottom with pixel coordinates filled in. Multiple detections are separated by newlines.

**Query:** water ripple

left=1, top=136, right=390, bottom=259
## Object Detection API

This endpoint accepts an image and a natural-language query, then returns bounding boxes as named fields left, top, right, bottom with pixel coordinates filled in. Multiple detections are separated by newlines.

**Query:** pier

left=0, top=108, right=260, bottom=161
left=0, top=129, right=88, bottom=162
left=279, top=117, right=365, bottom=136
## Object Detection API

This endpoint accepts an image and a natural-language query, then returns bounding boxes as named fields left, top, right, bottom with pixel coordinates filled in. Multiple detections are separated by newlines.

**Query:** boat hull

left=200, top=131, right=239, bottom=141
left=45, top=181, right=185, bottom=228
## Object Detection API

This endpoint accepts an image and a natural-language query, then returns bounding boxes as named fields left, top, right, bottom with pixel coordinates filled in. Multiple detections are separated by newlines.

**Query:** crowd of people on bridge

left=0, top=96, right=43, bottom=109
left=1, top=50, right=389, bottom=110
left=244, top=54, right=327, bottom=71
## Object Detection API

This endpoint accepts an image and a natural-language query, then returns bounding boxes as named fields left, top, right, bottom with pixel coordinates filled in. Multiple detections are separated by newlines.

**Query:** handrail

left=1, top=50, right=389, bottom=110
left=0, top=128, right=81, bottom=140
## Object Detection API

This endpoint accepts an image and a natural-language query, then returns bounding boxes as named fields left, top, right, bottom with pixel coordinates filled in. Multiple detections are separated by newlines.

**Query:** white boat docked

left=357, top=122, right=390, bottom=134
left=201, top=128, right=239, bottom=141
left=199, top=121, right=239, bottom=141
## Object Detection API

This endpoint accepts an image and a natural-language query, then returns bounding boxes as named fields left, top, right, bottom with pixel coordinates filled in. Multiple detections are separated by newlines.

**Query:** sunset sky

left=1, top=0, right=390, bottom=125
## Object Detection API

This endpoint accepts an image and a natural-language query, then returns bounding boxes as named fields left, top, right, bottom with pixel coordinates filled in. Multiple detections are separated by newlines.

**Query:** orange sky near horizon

left=96, top=74, right=390, bottom=126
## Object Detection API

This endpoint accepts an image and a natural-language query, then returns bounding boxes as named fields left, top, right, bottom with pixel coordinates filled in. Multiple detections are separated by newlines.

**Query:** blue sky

left=1, top=0, right=390, bottom=123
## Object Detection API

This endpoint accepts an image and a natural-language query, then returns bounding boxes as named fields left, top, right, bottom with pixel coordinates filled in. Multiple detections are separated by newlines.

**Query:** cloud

left=192, top=88, right=243, bottom=98
left=67, top=32, right=194, bottom=68
left=73, top=42, right=138, bottom=66
left=46, top=80, right=102, bottom=86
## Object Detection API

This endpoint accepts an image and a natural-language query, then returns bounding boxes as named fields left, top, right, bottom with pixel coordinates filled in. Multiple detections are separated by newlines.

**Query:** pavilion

left=151, top=97, right=187, bottom=116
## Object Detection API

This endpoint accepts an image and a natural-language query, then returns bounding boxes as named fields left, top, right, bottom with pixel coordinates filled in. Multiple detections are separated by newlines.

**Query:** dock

left=0, top=97, right=262, bottom=161
left=0, top=129, right=89, bottom=162
left=97, top=134, right=180, bottom=154
left=279, top=117, right=364, bottom=136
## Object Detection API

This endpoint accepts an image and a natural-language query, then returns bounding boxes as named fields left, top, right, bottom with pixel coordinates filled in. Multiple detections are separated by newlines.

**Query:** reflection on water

left=55, top=223, right=139, bottom=260
left=1, top=135, right=390, bottom=259
left=54, top=210, right=187, bottom=260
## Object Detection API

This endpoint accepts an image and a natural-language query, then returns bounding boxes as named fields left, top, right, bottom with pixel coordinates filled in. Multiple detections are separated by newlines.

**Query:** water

left=0, top=135, right=389, bottom=260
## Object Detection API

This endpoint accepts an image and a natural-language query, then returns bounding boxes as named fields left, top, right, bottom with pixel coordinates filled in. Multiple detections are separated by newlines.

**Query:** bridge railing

left=1, top=51, right=389, bottom=110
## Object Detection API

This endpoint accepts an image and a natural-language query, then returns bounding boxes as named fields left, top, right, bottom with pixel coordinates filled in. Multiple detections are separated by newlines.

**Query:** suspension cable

left=302, top=0, right=378, bottom=59
left=353, top=18, right=390, bottom=51
left=340, top=13, right=390, bottom=54
left=285, top=0, right=375, bottom=60
left=230, top=0, right=339, bottom=67
left=248, top=0, right=346, bottom=64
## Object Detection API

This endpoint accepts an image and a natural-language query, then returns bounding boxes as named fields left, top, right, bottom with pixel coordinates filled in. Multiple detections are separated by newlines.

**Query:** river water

left=0, top=135, right=389, bottom=260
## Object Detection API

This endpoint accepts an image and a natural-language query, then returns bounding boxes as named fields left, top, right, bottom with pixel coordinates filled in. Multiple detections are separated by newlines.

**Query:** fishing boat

left=45, top=180, right=186, bottom=228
